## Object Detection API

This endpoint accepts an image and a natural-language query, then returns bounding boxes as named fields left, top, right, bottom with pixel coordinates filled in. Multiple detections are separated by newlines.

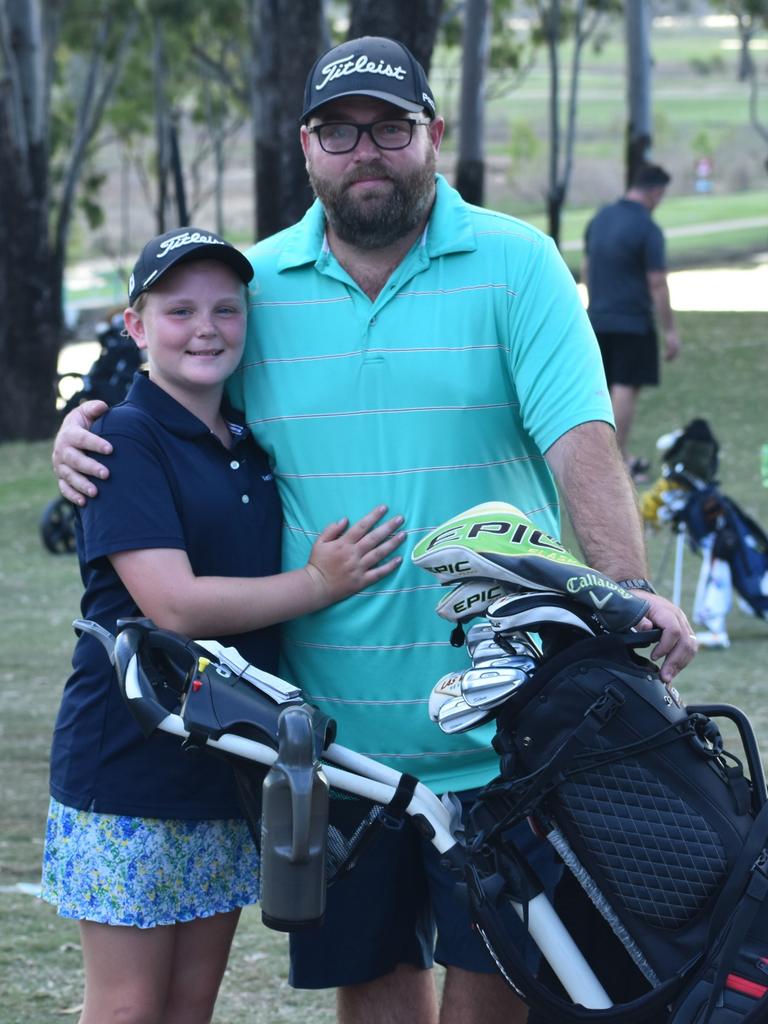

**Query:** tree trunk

left=252, top=0, right=319, bottom=239
left=0, top=140, right=62, bottom=440
left=169, top=116, right=189, bottom=226
left=455, top=0, right=490, bottom=206
left=153, top=20, right=171, bottom=232
left=348, top=0, right=444, bottom=70
left=0, top=1, right=136, bottom=439
left=547, top=188, right=563, bottom=253
left=625, top=0, right=652, bottom=186
left=545, top=1, right=561, bottom=244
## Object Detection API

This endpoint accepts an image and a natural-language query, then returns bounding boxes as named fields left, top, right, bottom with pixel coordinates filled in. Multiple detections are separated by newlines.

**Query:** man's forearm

left=648, top=271, right=675, bottom=333
left=546, top=423, right=697, bottom=684
left=545, top=421, right=649, bottom=579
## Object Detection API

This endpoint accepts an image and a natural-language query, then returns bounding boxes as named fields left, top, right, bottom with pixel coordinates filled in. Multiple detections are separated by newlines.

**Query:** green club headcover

left=412, top=502, right=649, bottom=633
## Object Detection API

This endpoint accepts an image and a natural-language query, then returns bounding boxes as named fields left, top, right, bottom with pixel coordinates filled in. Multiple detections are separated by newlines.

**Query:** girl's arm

left=109, top=505, right=405, bottom=636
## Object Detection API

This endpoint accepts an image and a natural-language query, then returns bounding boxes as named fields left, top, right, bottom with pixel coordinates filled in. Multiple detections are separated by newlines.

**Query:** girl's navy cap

left=128, top=228, right=253, bottom=304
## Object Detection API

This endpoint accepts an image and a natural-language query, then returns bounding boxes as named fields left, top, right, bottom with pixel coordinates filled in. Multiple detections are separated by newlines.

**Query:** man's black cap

left=301, top=36, right=436, bottom=123
left=128, top=228, right=253, bottom=305
left=631, top=163, right=672, bottom=189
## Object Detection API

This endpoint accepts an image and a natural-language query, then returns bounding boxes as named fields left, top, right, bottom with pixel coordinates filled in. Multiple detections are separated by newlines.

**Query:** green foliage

left=691, top=129, right=714, bottom=157
left=78, top=172, right=108, bottom=230
left=40, top=0, right=252, bottom=247
left=689, top=53, right=727, bottom=75
left=508, top=118, right=542, bottom=170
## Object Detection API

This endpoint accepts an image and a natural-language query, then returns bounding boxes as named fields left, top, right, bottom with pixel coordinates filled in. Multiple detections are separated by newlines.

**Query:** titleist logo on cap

left=314, top=53, right=408, bottom=92
left=156, top=231, right=226, bottom=259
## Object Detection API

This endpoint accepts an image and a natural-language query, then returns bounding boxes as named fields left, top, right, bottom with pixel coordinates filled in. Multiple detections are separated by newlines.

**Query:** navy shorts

left=288, top=790, right=561, bottom=989
left=596, top=329, right=659, bottom=389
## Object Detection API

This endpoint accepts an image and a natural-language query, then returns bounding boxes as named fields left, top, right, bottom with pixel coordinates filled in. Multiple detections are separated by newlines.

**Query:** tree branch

left=188, top=42, right=249, bottom=106
left=53, top=6, right=139, bottom=260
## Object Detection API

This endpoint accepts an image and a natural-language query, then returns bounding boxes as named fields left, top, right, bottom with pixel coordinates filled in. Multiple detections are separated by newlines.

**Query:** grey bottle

left=260, top=705, right=329, bottom=931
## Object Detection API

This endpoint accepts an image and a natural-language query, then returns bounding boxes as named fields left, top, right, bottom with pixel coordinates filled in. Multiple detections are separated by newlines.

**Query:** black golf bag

left=42, top=317, right=144, bottom=554
left=59, top=315, right=143, bottom=416
left=464, top=630, right=768, bottom=1023
left=411, top=501, right=768, bottom=1023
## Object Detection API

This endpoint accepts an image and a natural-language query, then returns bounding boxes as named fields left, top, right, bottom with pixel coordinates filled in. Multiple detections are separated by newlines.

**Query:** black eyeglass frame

left=307, top=118, right=432, bottom=154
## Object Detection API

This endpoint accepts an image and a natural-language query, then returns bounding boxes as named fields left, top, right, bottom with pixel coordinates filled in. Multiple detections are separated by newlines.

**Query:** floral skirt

left=41, top=797, right=261, bottom=928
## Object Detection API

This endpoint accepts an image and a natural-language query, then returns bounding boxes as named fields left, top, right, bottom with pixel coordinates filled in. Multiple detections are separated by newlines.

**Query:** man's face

left=301, top=97, right=445, bottom=250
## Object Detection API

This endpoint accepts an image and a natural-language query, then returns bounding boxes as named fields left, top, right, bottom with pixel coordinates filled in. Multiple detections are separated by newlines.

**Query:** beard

left=307, top=149, right=437, bottom=250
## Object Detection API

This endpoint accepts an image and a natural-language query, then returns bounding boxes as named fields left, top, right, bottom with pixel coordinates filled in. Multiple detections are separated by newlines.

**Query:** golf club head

left=498, top=632, right=543, bottom=661
left=428, top=671, right=464, bottom=722
left=466, top=621, right=497, bottom=656
left=469, top=637, right=511, bottom=665
left=460, top=661, right=535, bottom=709
left=436, top=694, right=493, bottom=734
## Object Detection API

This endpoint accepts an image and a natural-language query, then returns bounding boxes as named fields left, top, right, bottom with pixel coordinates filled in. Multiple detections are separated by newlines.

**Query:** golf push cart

left=79, top=503, right=768, bottom=1023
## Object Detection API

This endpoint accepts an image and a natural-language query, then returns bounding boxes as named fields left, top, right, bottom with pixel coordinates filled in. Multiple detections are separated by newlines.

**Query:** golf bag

left=677, top=487, right=768, bottom=621
left=641, top=420, right=768, bottom=638
left=413, top=503, right=768, bottom=1023
left=463, top=631, right=768, bottom=1022
left=42, top=317, right=143, bottom=555
left=59, top=314, right=143, bottom=416
left=662, top=418, right=720, bottom=488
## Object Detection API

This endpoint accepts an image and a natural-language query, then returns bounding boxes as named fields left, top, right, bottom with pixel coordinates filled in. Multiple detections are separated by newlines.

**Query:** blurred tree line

left=1, top=0, right=766, bottom=439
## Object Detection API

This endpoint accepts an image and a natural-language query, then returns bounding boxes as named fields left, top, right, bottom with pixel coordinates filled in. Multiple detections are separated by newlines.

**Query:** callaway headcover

left=412, top=502, right=650, bottom=633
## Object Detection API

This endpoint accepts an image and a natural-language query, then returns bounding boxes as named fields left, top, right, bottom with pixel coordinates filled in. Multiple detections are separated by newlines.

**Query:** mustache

left=343, top=165, right=394, bottom=186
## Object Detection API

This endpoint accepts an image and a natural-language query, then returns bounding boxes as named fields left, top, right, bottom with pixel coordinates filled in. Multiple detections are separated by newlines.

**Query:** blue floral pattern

left=41, top=798, right=260, bottom=927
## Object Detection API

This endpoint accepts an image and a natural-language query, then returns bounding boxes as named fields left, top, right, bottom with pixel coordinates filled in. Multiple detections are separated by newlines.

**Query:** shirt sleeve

left=80, top=423, right=186, bottom=566
left=644, top=221, right=667, bottom=272
left=506, top=235, right=614, bottom=454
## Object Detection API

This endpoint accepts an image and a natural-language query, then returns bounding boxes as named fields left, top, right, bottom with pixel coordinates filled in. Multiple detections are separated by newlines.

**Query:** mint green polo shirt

left=232, top=175, right=612, bottom=793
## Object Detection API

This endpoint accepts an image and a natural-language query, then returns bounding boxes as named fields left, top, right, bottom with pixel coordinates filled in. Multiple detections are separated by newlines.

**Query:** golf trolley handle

left=112, top=621, right=199, bottom=738
left=274, top=707, right=318, bottom=863
left=688, top=702, right=768, bottom=810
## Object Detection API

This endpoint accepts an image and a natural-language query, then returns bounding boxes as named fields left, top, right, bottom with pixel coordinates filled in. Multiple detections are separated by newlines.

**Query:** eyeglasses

left=308, top=118, right=431, bottom=154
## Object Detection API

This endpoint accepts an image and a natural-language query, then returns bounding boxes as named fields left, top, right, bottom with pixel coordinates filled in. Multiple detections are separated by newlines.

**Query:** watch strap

left=615, top=577, right=657, bottom=595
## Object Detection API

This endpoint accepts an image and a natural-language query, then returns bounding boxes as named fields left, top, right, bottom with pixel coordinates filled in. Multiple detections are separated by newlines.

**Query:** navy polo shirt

left=50, top=372, right=283, bottom=819
left=585, top=198, right=666, bottom=335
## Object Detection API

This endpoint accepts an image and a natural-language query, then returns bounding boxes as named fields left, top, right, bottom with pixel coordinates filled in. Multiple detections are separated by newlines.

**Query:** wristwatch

left=615, top=577, right=657, bottom=595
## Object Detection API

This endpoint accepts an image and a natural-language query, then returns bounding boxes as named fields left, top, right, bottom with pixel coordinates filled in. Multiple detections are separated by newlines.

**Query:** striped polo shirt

left=232, top=175, right=612, bottom=793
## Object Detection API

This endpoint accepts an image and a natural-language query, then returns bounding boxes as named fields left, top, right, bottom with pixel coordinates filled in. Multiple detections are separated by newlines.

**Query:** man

left=583, top=163, right=681, bottom=480
left=54, top=37, right=696, bottom=1024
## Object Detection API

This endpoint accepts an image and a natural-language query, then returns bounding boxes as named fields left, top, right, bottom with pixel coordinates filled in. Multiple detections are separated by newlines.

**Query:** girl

left=41, top=228, right=405, bottom=1024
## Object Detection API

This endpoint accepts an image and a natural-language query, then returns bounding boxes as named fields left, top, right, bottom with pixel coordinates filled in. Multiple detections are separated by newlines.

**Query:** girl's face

left=124, top=260, right=247, bottom=406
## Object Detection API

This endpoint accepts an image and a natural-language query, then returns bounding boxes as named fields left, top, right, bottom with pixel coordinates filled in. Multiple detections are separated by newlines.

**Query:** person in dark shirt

left=42, top=228, right=405, bottom=1024
left=584, top=164, right=681, bottom=480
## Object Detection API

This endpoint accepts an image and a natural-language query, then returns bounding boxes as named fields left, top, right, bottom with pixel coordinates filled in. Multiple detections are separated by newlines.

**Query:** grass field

left=1, top=308, right=766, bottom=1022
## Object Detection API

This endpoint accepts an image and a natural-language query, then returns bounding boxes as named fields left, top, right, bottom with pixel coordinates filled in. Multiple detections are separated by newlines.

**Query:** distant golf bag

left=642, top=419, right=768, bottom=640
left=677, top=487, right=768, bottom=622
